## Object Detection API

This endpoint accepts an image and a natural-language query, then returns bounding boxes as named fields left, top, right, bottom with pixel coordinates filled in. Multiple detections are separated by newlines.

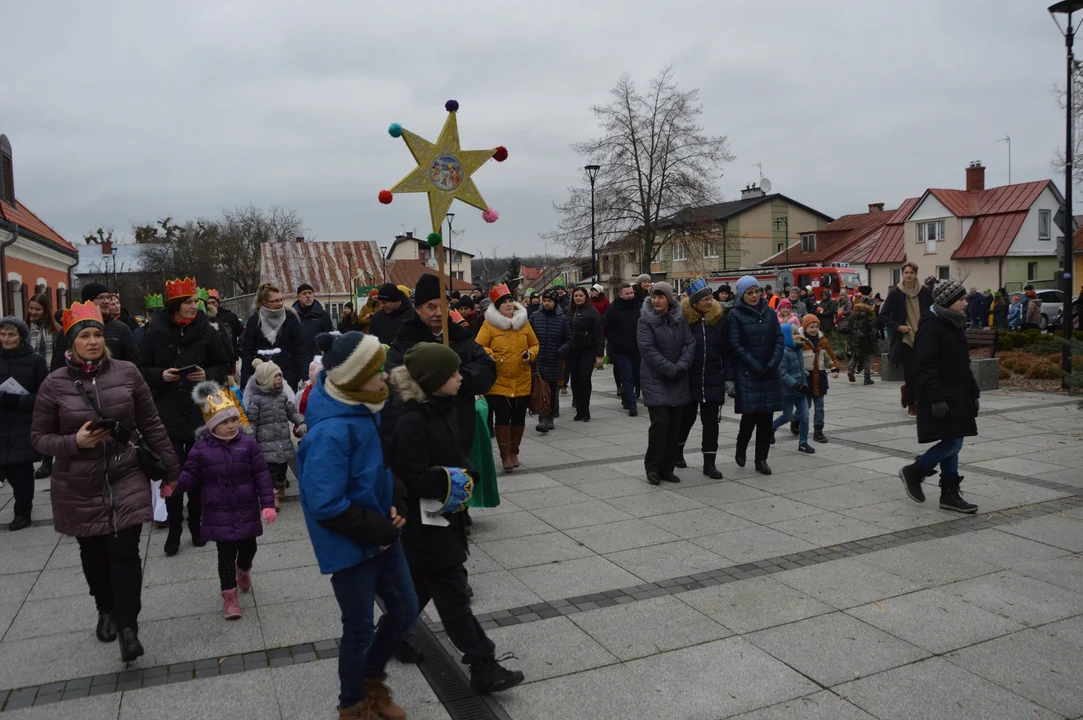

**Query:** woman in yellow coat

left=475, top=284, right=540, bottom=472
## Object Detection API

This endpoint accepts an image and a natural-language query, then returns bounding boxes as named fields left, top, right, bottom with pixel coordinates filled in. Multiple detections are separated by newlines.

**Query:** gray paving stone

left=528, top=500, right=634, bottom=530
left=139, top=577, right=257, bottom=623
left=1039, top=615, right=1083, bottom=648
left=465, top=569, right=545, bottom=613
left=606, top=491, right=707, bottom=518
left=747, top=611, right=929, bottom=686
left=465, top=511, right=556, bottom=542
left=25, top=566, right=91, bottom=602
left=997, top=513, right=1083, bottom=552
left=940, top=570, right=1083, bottom=627
left=1016, top=552, right=1083, bottom=595
left=691, top=525, right=818, bottom=565
left=932, top=527, right=1072, bottom=570
left=857, top=538, right=1002, bottom=587
left=772, top=556, right=922, bottom=609
left=564, top=517, right=679, bottom=554
left=476, top=531, right=595, bottom=569
left=946, top=629, right=1083, bottom=718
left=272, top=657, right=440, bottom=718
left=723, top=496, right=827, bottom=525
left=496, top=662, right=659, bottom=720
left=570, top=595, right=730, bottom=660
left=119, top=667, right=281, bottom=719
left=246, top=564, right=334, bottom=607
left=0, top=543, right=57, bottom=575
left=673, top=481, right=773, bottom=506
left=0, top=629, right=124, bottom=689
left=679, top=576, right=833, bottom=634
left=501, top=485, right=594, bottom=510
left=731, top=691, right=875, bottom=719
left=511, top=556, right=641, bottom=602
left=642, top=507, right=755, bottom=539
left=462, top=544, right=503, bottom=575
left=258, top=596, right=348, bottom=649
left=769, top=512, right=886, bottom=547
left=835, top=657, right=1052, bottom=720
left=132, top=611, right=267, bottom=669
left=487, top=472, right=561, bottom=493
left=573, top=476, right=666, bottom=500
left=485, top=615, right=618, bottom=681
left=604, top=540, right=729, bottom=583
left=846, top=586, right=1023, bottom=654
left=0, top=693, right=121, bottom=720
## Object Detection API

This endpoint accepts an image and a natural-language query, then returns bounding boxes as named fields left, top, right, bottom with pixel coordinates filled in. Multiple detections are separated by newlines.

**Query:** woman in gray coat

left=637, top=283, right=695, bottom=486
left=247, top=358, right=304, bottom=508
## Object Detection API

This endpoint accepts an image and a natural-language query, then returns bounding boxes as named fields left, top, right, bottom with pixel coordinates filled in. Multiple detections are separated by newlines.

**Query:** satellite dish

left=778, top=269, right=794, bottom=287
left=760, top=178, right=773, bottom=193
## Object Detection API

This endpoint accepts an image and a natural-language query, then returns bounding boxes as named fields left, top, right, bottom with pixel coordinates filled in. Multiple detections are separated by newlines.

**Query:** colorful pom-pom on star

left=427, top=232, right=443, bottom=247
left=482, top=209, right=500, bottom=224
left=445, top=99, right=459, bottom=113
left=378, top=190, right=393, bottom=205
left=492, top=146, right=508, bottom=162
left=388, top=123, right=403, bottom=138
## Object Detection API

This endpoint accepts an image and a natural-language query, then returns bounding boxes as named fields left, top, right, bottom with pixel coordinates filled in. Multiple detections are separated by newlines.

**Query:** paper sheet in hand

left=0, top=377, right=29, bottom=396
left=419, top=498, right=450, bottom=527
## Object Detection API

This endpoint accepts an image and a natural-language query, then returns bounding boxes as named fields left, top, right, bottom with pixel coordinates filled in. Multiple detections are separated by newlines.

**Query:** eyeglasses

left=744, top=288, right=763, bottom=295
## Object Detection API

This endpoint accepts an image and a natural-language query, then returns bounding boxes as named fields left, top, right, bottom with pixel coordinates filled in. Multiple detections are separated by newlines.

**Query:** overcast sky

left=0, top=0, right=1073, bottom=259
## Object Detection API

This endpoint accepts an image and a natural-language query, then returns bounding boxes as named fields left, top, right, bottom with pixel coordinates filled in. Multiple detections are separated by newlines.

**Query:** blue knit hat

left=735, top=275, right=761, bottom=299
left=780, top=322, right=794, bottom=348
left=685, top=278, right=712, bottom=304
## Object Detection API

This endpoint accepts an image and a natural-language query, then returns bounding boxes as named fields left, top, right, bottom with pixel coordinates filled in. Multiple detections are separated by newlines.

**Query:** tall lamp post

left=585, top=164, right=601, bottom=283
left=445, top=211, right=455, bottom=293
left=1050, top=0, right=1081, bottom=388
left=773, top=216, right=789, bottom=266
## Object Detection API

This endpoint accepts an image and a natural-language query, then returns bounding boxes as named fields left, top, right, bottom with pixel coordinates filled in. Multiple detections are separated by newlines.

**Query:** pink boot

left=221, top=588, right=242, bottom=620
left=236, top=563, right=252, bottom=593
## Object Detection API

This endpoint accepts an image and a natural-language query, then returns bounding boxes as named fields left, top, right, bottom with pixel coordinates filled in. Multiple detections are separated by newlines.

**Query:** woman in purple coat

left=162, top=381, right=277, bottom=619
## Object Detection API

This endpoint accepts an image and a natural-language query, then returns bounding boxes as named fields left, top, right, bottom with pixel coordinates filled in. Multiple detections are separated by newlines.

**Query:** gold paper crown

left=202, top=390, right=237, bottom=424
left=166, top=277, right=197, bottom=301
left=62, top=301, right=104, bottom=336
left=145, top=293, right=164, bottom=310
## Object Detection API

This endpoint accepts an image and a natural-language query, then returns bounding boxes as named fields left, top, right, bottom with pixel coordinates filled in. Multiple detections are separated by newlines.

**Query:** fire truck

left=709, top=263, right=862, bottom=301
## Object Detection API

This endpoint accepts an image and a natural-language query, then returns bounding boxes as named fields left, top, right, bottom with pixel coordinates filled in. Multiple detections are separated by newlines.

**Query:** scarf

left=900, top=281, right=921, bottom=348
left=259, top=307, right=286, bottom=344
left=324, top=379, right=388, bottom=414
left=65, top=351, right=104, bottom=378
left=173, top=314, right=195, bottom=327
left=933, top=304, right=966, bottom=330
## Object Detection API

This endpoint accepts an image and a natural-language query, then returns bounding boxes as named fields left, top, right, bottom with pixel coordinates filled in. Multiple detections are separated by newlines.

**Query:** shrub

left=998, top=365, right=1012, bottom=379
left=997, top=335, right=1013, bottom=351
left=1023, top=339, right=1062, bottom=356
left=1025, top=363, right=1062, bottom=380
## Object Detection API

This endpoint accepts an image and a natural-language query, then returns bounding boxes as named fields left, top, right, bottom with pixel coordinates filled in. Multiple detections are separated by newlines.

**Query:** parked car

left=1051, top=296, right=1081, bottom=331
left=1011, top=290, right=1064, bottom=331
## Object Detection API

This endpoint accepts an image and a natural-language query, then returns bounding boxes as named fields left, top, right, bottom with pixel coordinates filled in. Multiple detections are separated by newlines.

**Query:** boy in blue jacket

left=297, top=331, right=417, bottom=720
left=772, top=323, right=815, bottom=454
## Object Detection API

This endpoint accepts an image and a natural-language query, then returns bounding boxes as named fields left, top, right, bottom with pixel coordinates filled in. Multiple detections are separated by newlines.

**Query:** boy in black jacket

left=389, top=343, right=524, bottom=695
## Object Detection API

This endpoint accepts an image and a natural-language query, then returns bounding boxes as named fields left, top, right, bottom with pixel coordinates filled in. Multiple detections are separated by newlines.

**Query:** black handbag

left=75, top=381, right=169, bottom=481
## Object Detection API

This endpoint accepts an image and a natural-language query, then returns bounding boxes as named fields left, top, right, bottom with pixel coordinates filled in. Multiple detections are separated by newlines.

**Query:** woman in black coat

left=138, top=282, right=230, bottom=555
left=898, top=280, right=979, bottom=514
left=240, top=283, right=305, bottom=391
left=676, top=281, right=728, bottom=479
left=0, top=317, right=49, bottom=530
left=726, top=276, right=784, bottom=475
left=566, top=287, right=604, bottom=422
left=602, top=284, right=643, bottom=416
left=879, top=262, right=933, bottom=417
left=528, top=289, right=571, bottom=432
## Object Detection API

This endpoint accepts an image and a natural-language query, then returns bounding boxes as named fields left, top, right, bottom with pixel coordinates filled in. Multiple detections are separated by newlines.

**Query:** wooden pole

left=437, top=240, right=450, bottom=346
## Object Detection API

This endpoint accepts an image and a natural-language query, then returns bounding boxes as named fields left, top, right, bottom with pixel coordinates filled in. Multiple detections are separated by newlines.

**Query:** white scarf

left=259, top=307, right=286, bottom=344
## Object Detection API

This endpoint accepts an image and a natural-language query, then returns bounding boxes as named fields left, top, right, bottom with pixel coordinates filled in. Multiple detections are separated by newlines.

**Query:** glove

left=159, top=483, right=174, bottom=498
left=931, top=401, right=949, bottom=419
left=725, top=381, right=736, bottom=397
left=262, top=508, right=277, bottom=524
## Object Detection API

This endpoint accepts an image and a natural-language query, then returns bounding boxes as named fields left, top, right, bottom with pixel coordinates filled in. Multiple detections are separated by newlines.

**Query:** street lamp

left=585, top=164, right=601, bottom=282
left=445, top=212, right=455, bottom=291
left=773, top=216, right=789, bottom=265
left=1050, top=0, right=1082, bottom=387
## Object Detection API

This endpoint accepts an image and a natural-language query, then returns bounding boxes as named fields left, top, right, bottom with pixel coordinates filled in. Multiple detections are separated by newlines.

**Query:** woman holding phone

left=475, top=284, right=539, bottom=472
left=32, top=301, right=179, bottom=662
left=138, top=277, right=230, bottom=556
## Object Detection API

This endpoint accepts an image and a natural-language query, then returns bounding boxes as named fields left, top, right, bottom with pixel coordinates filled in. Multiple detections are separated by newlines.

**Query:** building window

left=671, top=243, right=686, bottom=262
left=704, top=240, right=717, bottom=258
left=1039, top=210, right=1051, bottom=241
left=891, top=268, right=902, bottom=286
left=917, top=220, right=944, bottom=243
left=1027, top=261, right=1038, bottom=280
left=601, top=256, right=610, bottom=274
left=801, top=233, right=816, bottom=252
left=936, top=265, right=951, bottom=280
left=777, top=242, right=785, bottom=254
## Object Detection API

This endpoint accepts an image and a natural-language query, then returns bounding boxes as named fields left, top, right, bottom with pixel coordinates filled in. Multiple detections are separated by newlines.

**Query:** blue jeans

left=916, top=437, right=964, bottom=477
left=773, top=393, right=808, bottom=444
left=610, top=352, right=639, bottom=410
left=808, top=395, right=825, bottom=428
left=329, top=542, right=418, bottom=709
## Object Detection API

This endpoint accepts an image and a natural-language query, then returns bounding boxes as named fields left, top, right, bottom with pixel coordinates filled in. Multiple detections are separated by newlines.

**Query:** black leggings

left=217, top=538, right=258, bottom=590
left=568, top=348, right=596, bottom=418
left=487, top=395, right=529, bottom=427
left=268, top=463, right=289, bottom=490
left=736, top=412, right=774, bottom=463
left=77, top=525, right=143, bottom=631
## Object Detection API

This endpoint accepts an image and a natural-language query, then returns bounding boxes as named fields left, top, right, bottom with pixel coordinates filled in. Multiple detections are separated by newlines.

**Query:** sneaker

left=798, top=443, right=816, bottom=454
left=907, top=405, right=917, bottom=418
left=898, top=462, right=927, bottom=503
left=236, top=563, right=252, bottom=592
left=470, top=654, right=525, bottom=694
left=221, top=588, right=242, bottom=620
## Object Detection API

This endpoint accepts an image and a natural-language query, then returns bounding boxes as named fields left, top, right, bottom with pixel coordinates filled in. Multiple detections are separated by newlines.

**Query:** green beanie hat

left=403, top=343, right=461, bottom=395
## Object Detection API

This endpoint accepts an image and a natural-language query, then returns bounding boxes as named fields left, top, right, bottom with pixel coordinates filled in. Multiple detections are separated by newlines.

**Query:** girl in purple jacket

left=162, top=382, right=277, bottom=619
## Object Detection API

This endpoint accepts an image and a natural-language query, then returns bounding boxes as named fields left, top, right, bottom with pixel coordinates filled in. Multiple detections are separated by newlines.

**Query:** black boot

left=35, top=457, right=52, bottom=480
left=734, top=448, right=746, bottom=468
left=189, top=523, right=206, bottom=548
left=164, top=528, right=181, bottom=557
left=898, top=461, right=928, bottom=503
left=939, top=476, right=978, bottom=514
left=702, top=454, right=723, bottom=479
left=470, top=656, right=525, bottom=694
left=545, top=416, right=555, bottom=431
left=536, top=418, right=548, bottom=433
left=646, top=472, right=663, bottom=486
left=96, top=612, right=117, bottom=643
left=813, top=426, right=828, bottom=443
left=754, top=460, right=772, bottom=476
left=674, top=444, right=687, bottom=469
left=662, top=470, right=681, bottom=484
left=118, top=628, right=144, bottom=662
left=790, top=419, right=799, bottom=436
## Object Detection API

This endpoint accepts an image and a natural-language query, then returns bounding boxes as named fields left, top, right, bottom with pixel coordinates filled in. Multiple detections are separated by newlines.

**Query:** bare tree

left=216, top=205, right=305, bottom=294
left=1053, top=69, right=1083, bottom=192
left=545, top=67, right=734, bottom=274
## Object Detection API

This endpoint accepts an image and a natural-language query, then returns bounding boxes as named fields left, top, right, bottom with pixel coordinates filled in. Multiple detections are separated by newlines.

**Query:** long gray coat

left=247, top=387, right=304, bottom=464
left=637, top=298, right=695, bottom=408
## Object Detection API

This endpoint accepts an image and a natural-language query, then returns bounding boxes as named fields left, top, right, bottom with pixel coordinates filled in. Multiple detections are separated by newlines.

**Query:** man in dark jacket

left=602, top=283, right=641, bottom=416
left=676, top=280, right=727, bottom=479
left=370, top=283, right=417, bottom=346
left=879, top=263, right=933, bottom=416
left=0, top=317, right=49, bottom=531
left=457, top=296, right=484, bottom=338
left=385, top=275, right=495, bottom=456
left=206, top=291, right=244, bottom=358
left=52, top=283, right=140, bottom=371
left=529, top=289, right=571, bottom=431
left=966, top=288, right=986, bottom=329
left=898, top=279, right=979, bottom=514
left=293, top=283, right=335, bottom=370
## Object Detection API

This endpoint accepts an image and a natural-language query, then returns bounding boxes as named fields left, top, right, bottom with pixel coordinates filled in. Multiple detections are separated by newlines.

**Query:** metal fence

left=220, top=293, right=254, bottom=319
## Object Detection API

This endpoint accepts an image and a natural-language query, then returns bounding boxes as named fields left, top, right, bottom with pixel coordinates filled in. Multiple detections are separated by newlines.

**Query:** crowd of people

left=0, top=260, right=1006, bottom=717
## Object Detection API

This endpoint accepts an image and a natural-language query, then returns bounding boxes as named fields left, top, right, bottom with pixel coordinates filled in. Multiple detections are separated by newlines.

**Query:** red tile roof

left=866, top=198, right=921, bottom=265
left=762, top=208, right=894, bottom=266
left=952, top=212, right=1028, bottom=259
left=261, top=240, right=387, bottom=295
left=835, top=227, right=885, bottom=265
left=388, top=258, right=473, bottom=292
left=925, top=180, right=1050, bottom=218
left=0, top=199, right=77, bottom=254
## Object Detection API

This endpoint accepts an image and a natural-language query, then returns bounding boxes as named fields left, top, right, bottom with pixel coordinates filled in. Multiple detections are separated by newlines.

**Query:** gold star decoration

left=379, top=100, right=507, bottom=238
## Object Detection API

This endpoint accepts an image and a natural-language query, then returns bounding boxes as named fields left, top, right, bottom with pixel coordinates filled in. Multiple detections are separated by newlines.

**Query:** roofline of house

left=908, top=180, right=1063, bottom=223
left=657, top=193, right=835, bottom=229
left=389, top=236, right=475, bottom=257
left=0, top=216, right=79, bottom=259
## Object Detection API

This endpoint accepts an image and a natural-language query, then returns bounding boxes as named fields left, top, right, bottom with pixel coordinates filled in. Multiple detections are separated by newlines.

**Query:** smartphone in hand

left=87, top=419, right=119, bottom=433
left=175, top=364, right=199, bottom=376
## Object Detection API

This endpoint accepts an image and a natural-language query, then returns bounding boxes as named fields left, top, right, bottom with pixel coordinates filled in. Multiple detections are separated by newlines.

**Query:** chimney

left=868, top=203, right=885, bottom=214
left=966, top=161, right=985, bottom=193
left=740, top=183, right=765, bottom=200
left=101, top=241, right=113, bottom=255
left=405, top=231, right=414, bottom=239
left=0, top=134, right=13, bottom=206
left=295, top=236, right=305, bottom=243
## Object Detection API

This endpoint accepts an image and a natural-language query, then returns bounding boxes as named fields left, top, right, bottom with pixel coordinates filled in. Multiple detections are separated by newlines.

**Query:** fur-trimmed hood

left=852, top=300, right=875, bottom=316
left=681, top=296, right=723, bottom=327
left=389, top=365, right=426, bottom=403
left=484, top=301, right=528, bottom=331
